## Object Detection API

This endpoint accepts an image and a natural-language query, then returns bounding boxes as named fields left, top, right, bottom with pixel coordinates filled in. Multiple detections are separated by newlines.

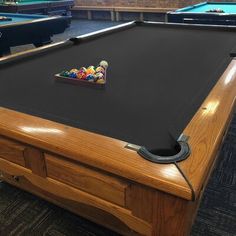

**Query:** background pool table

left=167, top=2, right=236, bottom=25
left=0, top=0, right=74, bottom=16
left=0, top=13, right=70, bottom=56
left=0, top=22, right=235, bottom=235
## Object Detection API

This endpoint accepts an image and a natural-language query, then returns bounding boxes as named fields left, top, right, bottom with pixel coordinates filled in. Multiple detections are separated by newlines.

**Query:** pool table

left=0, top=21, right=235, bottom=236
left=167, top=2, right=236, bottom=25
left=0, top=13, right=70, bottom=56
left=0, top=0, right=74, bottom=16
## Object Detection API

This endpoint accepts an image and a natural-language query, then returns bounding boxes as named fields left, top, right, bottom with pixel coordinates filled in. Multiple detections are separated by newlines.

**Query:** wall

left=75, top=0, right=236, bottom=9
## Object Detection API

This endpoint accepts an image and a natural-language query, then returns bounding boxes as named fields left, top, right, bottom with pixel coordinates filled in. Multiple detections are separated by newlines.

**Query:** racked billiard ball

left=86, top=74, right=95, bottom=82
left=77, top=71, right=87, bottom=80
left=69, top=72, right=77, bottom=78
left=86, top=66, right=96, bottom=75
left=95, top=72, right=104, bottom=80
left=79, top=67, right=87, bottom=73
left=99, top=60, right=108, bottom=69
left=60, top=71, right=70, bottom=77
left=70, top=68, right=79, bottom=73
left=95, top=66, right=105, bottom=74
left=96, top=78, right=105, bottom=84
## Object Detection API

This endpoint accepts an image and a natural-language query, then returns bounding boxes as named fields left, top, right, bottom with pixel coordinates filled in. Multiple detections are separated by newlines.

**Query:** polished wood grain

left=180, top=59, right=236, bottom=197
left=0, top=135, right=27, bottom=167
left=152, top=190, right=201, bottom=236
left=0, top=152, right=205, bottom=236
left=46, top=153, right=129, bottom=206
left=0, top=108, right=191, bottom=199
left=0, top=157, right=152, bottom=235
left=126, top=184, right=154, bottom=223
left=1, top=171, right=141, bottom=236
left=25, top=147, right=47, bottom=177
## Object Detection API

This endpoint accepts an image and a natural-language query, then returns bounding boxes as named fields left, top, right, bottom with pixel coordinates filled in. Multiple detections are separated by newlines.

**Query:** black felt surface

left=0, top=24, right=236, bottom=150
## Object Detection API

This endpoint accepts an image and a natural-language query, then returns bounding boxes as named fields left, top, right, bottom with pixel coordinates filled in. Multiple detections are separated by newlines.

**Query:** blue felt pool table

left=0, top=0, right=74, bottom=16
left=0, top=12, right=70, bottom=56
left=167, top=2, right=236, bottom=25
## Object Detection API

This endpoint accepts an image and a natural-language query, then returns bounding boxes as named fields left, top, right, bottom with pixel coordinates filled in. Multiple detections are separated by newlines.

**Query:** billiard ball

left=70, top=68, right=79, bottom=73
left=77, top=71, right=87, bottom=80
left=79, top=67, right=87, bottom=73
left=95, top=72, right=104, bottom=80
left=86, top=74, right=95, bottom=82
left=99, top=60, right=108, bottom=69
left=86, top=66, right=96, bottom=75
left=95, top=66, right=105, bottom=74
left=60, top=71, right=70, bottom=77
left=69, top=72, right=77, bottom=78
left=96, top=78, right=105, bottom=84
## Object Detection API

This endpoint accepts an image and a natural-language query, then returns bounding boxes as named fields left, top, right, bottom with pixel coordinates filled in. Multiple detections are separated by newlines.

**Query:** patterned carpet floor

left=0, top=19, right=236, bottom=236
left=191, top=114, right=236, bottom=236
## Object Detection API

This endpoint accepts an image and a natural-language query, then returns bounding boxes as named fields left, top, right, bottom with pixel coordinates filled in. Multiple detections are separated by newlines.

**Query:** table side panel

left=24, top=147, right=47, bottom=177
left=0, top=157, right=152, bottom=236
left=0, top=173, right=146, bottom=236
left=45, top=153, right=129, bottom=206
left=152, top=190, right=201, bottom=236
left=0, top=135, right=27, bottom=166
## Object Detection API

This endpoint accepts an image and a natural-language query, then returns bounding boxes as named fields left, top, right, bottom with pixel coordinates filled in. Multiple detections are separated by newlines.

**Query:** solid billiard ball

left=96, top=78, right=105, bottom=84
left=70, top=68, right=79, bottom=73
left=69, top=72, right=77, bottom=78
